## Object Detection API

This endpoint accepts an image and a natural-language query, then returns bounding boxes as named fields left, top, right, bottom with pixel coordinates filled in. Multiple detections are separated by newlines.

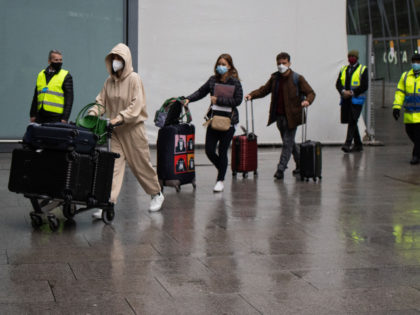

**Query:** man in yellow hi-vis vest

left=30, top=50, right=73, bottom=123
left=336, top=50, right=368, bottom=153
left=393, top=53, right=420, bottom=165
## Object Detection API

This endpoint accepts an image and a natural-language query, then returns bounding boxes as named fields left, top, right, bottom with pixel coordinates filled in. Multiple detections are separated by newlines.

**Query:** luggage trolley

left=9, top=121, right=120, bottom=231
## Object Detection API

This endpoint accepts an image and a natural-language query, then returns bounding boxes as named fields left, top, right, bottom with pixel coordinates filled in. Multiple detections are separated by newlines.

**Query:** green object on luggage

left=76, top=103, right=108, bottom=145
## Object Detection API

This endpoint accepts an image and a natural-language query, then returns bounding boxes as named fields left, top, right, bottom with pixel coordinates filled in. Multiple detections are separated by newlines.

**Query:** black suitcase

left=299, top=108, right=322, bottom=181
left=8, top=148, right=95, bottom=202
left=23, top=122, right=97, bottom=154
left=91, top=150, right=117, bottom=203
left=157, top=123, right=196, bottom=191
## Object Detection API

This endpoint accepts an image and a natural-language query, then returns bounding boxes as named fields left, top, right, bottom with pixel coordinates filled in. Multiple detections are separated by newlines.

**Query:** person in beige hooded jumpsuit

left=92, top=43, right=164, bottom=218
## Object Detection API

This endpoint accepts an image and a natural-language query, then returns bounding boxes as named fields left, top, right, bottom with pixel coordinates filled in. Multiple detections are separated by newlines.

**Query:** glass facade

left=347, top=0, right=420, bottom=82
left=0, top=0, right=124, bottom=139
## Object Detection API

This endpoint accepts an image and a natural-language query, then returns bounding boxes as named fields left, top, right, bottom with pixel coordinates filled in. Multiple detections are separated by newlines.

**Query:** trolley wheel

left=30, top=212, right=43, bottom=228
left=102, top=207, right=115, bottom=224
left=175, top=185, right=181, bottom=193
left=47, top=215, right=59, bottom=232
left=63, top=203, right=76, bottom=220
left=243, top=172, right=248, bottom=178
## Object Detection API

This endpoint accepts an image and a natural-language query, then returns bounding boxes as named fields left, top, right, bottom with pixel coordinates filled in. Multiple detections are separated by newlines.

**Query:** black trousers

left=345, top=121, right=362, bottom=146
left=205, top=126, right=235, bottom=181
left=342, top=103, right=363, bottom=146
left=35, top=114, right=62, bottom=124
left=405, top=123, right=420, bottom=158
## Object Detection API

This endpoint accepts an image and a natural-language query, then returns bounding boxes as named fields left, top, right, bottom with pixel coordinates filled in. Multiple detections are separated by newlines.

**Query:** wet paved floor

left=1, top=107, right=420, bottom=314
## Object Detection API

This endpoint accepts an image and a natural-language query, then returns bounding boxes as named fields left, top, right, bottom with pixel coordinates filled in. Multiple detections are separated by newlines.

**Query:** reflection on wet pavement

left=1, top=108, right=420, bottom=313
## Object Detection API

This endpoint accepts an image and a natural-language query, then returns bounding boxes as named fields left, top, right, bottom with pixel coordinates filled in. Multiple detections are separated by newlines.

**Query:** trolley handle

left=106, top=120, right=123, bottom=152
left=245, top=99, right=255, bottom=136
left=301, top=107, right=308, bottom=143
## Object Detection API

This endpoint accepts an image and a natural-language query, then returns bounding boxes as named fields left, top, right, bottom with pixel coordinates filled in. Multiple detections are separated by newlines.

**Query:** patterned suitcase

left=231, top=100, right=258, bottom=177
left=299, top=107, right=322, bottom=181
left=156, top=123, right=196, bottom=192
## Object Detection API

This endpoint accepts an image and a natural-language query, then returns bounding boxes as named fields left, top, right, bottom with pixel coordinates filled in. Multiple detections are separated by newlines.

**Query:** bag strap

left=180, top=104, right=192, bottom=123
left=76, top=103, right=104, bottom=122
left=76, top=102, right=105, bottom=133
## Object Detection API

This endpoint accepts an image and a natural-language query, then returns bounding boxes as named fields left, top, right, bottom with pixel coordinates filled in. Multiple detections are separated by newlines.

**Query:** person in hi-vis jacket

left=336, top=50, right=368, bottom=153
left=90, top=43, right=164, bottom=219
left=30, top=49, right=73, bottom=123
left=393, top=53, right=420, bottom=165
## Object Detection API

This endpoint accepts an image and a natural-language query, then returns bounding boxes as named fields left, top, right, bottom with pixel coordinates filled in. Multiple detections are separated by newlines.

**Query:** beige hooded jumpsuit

left=95, top=43, right=161, bottom=203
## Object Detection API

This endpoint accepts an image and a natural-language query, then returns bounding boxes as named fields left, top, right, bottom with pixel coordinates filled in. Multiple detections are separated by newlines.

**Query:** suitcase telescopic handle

left=301, top=106, right=308, bottom=143
left=250, top=100, right=255, bottom=134
left=245, top=100, right=255, bottom=135
left=245, top=100, right=249, bottom=135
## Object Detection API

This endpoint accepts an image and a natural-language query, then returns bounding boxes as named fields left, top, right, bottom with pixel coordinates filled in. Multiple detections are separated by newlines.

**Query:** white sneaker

left=213, top=181, right=224, bottom=192
left=149, top=192, right=164, bottom=212
left=91, top=209, right=103, bottom=220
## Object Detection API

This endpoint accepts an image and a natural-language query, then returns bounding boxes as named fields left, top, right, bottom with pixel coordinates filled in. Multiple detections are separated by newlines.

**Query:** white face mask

left=112, top=59, right=124, bottom=72
left=278, top=64, right=289, bottom=74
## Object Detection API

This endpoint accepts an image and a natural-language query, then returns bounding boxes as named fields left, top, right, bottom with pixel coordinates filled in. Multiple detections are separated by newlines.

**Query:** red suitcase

left=231, top=100, right=258, bottom=178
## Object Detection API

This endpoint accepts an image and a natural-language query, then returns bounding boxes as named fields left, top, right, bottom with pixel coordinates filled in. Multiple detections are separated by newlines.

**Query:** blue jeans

left=276, top=115, right=299, bottom=171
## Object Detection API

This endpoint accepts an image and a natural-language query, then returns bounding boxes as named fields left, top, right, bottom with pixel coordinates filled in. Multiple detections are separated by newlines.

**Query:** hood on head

left=105, top=43, right=133, bottom=79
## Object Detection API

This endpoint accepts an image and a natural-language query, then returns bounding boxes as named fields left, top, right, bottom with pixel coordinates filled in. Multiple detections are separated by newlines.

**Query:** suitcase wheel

left=192, top=179, right=196, bottom=189
left=47, top=214, right=59, bottom=232
left=30, top=212, right=43, bottom=229
left=175, top=185, right=181, bottom=193
left=232, top=171, right=237, bottom=177
left=102, top=207, right=115, bottom=225
left=254, top=170, right=258, bottom=176
left=243, top=172, right=248, bottom=178
left=63, top=203, right=76, bottom=220
left=300, top=176, right=304, bottom=181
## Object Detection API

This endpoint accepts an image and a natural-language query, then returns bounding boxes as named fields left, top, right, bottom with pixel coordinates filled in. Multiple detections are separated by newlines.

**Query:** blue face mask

left=216, top=65, right=228, bottom=75
left=413, top=63, right=420, bottom=72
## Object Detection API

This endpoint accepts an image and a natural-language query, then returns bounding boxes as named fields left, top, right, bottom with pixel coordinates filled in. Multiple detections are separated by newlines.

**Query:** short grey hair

left=48, top=49, right=62, bottom=60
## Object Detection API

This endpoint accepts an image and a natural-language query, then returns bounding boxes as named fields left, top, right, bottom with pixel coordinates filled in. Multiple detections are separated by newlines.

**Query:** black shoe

left=292, top=168, right=300, bottom=176
left=341, top=145, right=351, bottom=153
left=352, top=144, right=363, bottom=152
left=274, top=170, right=284, bottom=179
left=410, top=156, right=420, bottom=165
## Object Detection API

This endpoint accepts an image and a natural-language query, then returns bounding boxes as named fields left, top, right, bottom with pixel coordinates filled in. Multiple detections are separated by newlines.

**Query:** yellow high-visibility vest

left=36, top=69, right=68, bottom=114
left=339, top=64, right=367, bottom=105
left=393, top=69, right=420, bottom=124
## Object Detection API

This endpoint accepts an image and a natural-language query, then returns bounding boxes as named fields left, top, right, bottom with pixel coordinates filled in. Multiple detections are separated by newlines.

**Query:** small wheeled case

left=231, top=100, right=258, bottom=178
left=157, top=123, right=196, bottom=192
left=299, top=107, right=322, bottom=181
